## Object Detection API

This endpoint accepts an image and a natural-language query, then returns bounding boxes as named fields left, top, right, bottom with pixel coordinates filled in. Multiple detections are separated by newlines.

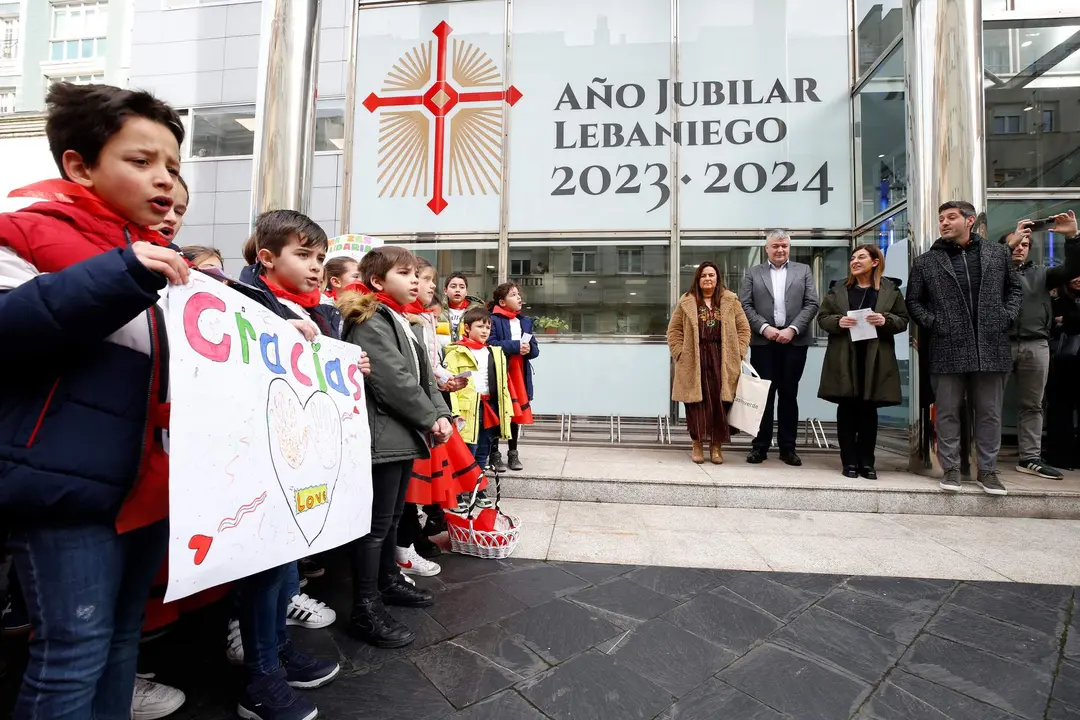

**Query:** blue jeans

left=469, top=426, right=497, bottom=472
left=9, top=520, right=168, bottom=720
left=235, top=563, right=292, bottom=676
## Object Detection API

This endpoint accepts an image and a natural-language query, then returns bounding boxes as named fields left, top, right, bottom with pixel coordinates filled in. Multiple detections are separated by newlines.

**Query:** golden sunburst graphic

left=362, top=21, right=523, bottom=215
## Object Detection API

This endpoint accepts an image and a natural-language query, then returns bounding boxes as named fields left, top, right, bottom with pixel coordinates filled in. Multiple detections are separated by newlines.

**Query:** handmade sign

left=165, top=272, right=372, bottom=601
left=325, top=234, right=382, bottom=263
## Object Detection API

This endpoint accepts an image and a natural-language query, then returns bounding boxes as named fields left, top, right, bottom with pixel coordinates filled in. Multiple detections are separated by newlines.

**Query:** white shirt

left=448, top=307, right=466, bottom=341
left=389, top=309, right=422, bottom=383
left=470, top=347, right=490, bottom=395
left=509, top=317, right=522, bottom=341
left=760, top=261, right=798, bottom=335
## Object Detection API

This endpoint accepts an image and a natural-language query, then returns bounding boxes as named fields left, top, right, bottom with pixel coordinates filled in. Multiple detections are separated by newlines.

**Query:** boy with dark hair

left=339, top=246, right=452, bottom=648
left=444, top=308, right=513, bottom=475
left=0, top=82, right=191, bottom=718
left=231, top=209, right=354, bottom=720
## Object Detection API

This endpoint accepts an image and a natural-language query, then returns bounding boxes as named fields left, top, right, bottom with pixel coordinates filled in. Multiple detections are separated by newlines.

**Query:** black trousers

left=491, top=422, right=520, bottom=453
left=1046, top=356, right=1080, bottom=467
left=350, top=460, right=411, bottom=598
left=836, top=399, right=878, bottom=468
left=750, top=343, right=809, bottom=453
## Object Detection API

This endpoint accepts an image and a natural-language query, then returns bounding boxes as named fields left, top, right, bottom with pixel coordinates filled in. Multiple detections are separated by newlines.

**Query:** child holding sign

left=339, top=246, right=452, bottom=649
left=233, top=210, right=357, bottom=720
left=0, top=83, right=190, bottom=718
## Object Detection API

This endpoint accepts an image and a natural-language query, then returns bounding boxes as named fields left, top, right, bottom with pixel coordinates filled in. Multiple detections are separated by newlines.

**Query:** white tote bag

left=728, top=361, right=772, bottom=435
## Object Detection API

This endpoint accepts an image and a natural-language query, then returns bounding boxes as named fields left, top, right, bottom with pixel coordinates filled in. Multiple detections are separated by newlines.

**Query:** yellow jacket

left=443, top=343, right=513, bottom=445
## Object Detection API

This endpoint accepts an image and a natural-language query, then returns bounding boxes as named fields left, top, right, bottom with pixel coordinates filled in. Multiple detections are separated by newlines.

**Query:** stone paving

left=2, top=551, right=1072, bottom=720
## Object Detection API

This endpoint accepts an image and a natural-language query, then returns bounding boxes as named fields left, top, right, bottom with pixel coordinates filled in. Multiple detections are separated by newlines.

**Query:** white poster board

left=165, top=273, right=372, bottom=601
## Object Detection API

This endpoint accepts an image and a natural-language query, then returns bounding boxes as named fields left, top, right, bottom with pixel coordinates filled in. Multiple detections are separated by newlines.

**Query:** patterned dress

left=685, top=302, right=731, bottom=444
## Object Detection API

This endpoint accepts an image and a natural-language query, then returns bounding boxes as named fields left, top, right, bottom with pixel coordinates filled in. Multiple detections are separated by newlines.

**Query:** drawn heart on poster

left=266, top=378, right=342, bottom=546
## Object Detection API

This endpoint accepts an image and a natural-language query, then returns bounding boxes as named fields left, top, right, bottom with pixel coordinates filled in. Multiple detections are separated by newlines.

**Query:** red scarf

left=375, top=291, right=408, bottom=314
left=405, top=300, right=438, bottom=315
left=343, top=281, right=371, bottom=296
left=458, top=337, right=487, bottom=350
left=4, top=180, right=167, bottom=273
left=262, top=276, right=322, bottom=309
left=448, top=298, right=470, bottom=310
left=492, top=305, right=518, bottom=320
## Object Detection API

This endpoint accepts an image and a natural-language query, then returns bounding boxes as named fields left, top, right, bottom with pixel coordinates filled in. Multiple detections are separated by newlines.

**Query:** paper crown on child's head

left=325, top=234, right=383, bottom=263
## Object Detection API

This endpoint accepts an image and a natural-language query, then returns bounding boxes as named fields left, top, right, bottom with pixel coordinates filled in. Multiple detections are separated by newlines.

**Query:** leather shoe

left=859, top=466, right=878, bottom=480
left=842, top=465, right=859, bottom=479
left=349, top=595, right=414, bottom=648
left=381, top=575, right=434, bottom=608
left=746, top=448, right=767, bottom=464
left=779, top=452, right=802, bottom=467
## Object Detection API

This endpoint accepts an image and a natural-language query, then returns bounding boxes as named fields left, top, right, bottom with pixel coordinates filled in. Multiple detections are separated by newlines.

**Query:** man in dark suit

left=739, top=230, right=820, bottom=465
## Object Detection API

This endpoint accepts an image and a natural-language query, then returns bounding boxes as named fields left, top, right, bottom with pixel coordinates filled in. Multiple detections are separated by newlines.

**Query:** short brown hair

left=463, top=307, right=491, bottom=328
left=359, top=246, right=417, bottom=288
left=253, top=210, right=328, bottom=257
left=45, top=83, right=184, bottom=180
left=242, top=235, right=257, bottom=265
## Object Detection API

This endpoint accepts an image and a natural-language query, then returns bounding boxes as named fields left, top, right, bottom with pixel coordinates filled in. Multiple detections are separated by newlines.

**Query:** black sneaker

left=1016, top=458, right=1064, bottom=480
left=506, top=450, right=524, bottom=471
left=746, top=448, right=767, bottom=464
left=488, top=450, right=509, bottom=474
left=939, top=468, right=961, bottom=492
left=414, top=534, right=442, bottom=560
left=380, top=575, right=434, bottom=608
left=1, top=597, right=29, bottom=636
left=279, top=642, right=339, bottom=689
left=237, top=669, right=316, bottom=720
left=298, top=558, right=324, bottom=579
left=977, top=471, right=1007, bottom=496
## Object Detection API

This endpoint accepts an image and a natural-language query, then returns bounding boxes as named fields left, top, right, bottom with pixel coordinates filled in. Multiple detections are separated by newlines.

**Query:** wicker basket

left=446, top=473, right=521, bottom=559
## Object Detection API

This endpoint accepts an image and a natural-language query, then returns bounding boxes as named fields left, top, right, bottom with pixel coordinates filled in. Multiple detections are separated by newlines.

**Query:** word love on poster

left=165, top=273, right=372, bottom=602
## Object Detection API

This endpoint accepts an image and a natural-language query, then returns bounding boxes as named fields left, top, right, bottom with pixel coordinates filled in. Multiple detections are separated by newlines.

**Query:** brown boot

left=691, top=441, right=705, bottom=464
left=711, top=444, right=724, bottom=465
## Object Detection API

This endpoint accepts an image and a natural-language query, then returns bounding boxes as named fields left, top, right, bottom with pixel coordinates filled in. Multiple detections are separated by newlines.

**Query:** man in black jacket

left=907, top=200, right=1023, bottom=496
left=1002, top=211, right=1080, bottom=480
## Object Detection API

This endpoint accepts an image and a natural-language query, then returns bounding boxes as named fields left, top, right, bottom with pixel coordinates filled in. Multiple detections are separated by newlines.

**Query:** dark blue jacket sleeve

left=488, top=315, right=521, bottom=355
left=0, top=246, right=165, bottom=365
left=522, top=316, right=539, bottom=359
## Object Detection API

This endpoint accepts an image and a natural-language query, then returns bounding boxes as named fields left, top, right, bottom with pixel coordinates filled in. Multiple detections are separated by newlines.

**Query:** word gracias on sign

left=182, top=292, right=364, bottom=401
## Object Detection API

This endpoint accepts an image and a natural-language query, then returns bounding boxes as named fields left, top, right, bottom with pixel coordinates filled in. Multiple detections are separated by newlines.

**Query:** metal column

left=903, top=0, right=986, bottom=472
left=250, top=0, right=321, bottom=221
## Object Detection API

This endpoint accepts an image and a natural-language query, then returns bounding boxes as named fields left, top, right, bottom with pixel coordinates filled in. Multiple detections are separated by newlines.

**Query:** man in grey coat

left=1002, top=211, right=1080, bottom=481
left=907, top=200, right=1023, bottom=495
left=740, top=229, right=820, bottom=466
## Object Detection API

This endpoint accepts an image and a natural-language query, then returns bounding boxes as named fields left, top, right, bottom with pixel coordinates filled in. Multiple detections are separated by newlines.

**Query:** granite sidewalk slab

left=2, top=551, right=1071, bottom=720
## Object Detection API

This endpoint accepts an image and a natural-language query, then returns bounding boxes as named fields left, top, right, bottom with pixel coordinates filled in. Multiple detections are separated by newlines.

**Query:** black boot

left=381, top=574, right=435, bottom=608
left=414, top=534, right=442, bottom=559
left=488, top=449, right=509, bottom=474
left=507, top=450, right=523, bottom=471
left=349, top=595, right=414, bottom=649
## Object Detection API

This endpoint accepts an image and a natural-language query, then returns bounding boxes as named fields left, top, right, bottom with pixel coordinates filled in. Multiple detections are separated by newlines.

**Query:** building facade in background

left=0, top=0, right=1077, bottom=433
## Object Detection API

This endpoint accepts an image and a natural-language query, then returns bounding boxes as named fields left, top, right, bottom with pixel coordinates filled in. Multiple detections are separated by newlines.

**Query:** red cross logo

left=363, top=21, right=522, bottom=215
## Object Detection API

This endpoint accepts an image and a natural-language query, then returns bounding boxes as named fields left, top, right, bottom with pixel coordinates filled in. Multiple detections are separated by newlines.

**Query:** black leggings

left=350, top=460, right=411, bottom=598
left=492, top=423, right=520, bottom=453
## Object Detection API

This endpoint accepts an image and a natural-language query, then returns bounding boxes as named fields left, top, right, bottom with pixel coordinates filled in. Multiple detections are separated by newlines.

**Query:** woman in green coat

left=818, top=244, right=909, bottom=479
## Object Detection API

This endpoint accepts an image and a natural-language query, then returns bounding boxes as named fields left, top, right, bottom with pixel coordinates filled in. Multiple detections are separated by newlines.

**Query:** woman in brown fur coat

left=667, top=261, right=751, bottom=464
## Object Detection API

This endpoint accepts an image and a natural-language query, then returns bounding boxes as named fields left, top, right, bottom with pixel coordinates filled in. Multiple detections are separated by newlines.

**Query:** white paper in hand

left=847, top=309, right=877, bottom=342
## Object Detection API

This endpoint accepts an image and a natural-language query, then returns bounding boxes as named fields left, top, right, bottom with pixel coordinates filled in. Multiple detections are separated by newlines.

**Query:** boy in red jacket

left=0, top=83, right=189, bottom=719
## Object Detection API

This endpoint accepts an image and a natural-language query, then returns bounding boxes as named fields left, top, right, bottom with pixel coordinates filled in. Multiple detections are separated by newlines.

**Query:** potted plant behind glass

left=535, top=316, right=569, bottom=335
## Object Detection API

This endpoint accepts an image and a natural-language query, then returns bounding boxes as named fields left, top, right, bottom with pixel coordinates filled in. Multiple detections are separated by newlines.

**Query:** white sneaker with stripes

left=286, top=593, right=337, bottom=629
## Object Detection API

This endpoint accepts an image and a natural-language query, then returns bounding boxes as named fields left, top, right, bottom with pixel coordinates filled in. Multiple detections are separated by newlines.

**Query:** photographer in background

left=1002, top=210, right=1080, bottom=479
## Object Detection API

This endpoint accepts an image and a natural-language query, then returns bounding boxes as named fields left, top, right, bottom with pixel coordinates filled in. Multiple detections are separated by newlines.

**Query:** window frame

left=570, top=249, right=597, bottom=274
left=48, top=1, right=108, bottom=64
left=616, top=247, right=644, bottom=275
